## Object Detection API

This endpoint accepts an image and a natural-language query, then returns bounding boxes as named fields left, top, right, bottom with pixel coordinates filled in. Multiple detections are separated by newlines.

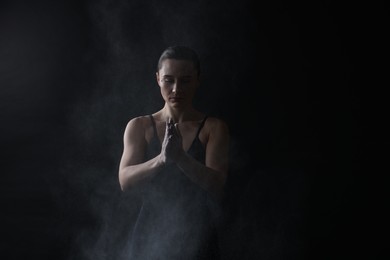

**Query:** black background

left=1, top=0, right=387, bottom=259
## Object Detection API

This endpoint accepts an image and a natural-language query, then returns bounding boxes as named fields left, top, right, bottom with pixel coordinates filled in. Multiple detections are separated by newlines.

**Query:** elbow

left=118, top=170, right=130, bottom=192
left=119, top=178, right=126, bottom=192
left=119, top=178, right=131, bottom=192
left=119, top=168, right=140, bottom=192
left=119, top=182, right=127, bottom=192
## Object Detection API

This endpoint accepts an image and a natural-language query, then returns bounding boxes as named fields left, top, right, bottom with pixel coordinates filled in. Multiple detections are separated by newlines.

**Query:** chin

left=171, top=103, right=183, bottom=108
left=170, top=102, right=187, bottom=108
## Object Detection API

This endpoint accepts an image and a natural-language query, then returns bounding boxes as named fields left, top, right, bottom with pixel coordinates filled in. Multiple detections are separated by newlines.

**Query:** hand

left=160, top=118, right=184, bottom=165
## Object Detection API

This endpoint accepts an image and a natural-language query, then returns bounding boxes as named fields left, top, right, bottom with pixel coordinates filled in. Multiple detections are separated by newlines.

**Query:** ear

left=156, top=72, right=161, bottom=87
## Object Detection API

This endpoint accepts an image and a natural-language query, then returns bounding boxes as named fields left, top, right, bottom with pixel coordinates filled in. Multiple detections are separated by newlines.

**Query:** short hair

left=157, top=46, right=200, bottom=76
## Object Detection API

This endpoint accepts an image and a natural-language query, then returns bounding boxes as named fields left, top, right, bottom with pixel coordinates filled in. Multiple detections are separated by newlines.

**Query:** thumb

left=174, top=123, right=182, bottom=138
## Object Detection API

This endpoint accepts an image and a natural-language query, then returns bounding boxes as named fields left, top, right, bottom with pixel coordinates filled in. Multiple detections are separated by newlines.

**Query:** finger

left=168, top=120, right=174, bottom=132
left=166, top=123, right=175, bottom=138
left=174, top=123, right=182, bottom=138
left=165, top=118, right=171, bottom=131
left=167, top=118, right=173, bottom=131
left=164, top=120, right=170, bottom=136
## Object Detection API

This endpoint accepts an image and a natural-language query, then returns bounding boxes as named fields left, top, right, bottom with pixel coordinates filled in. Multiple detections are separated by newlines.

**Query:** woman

left=118, top=46, right=230, bottom=259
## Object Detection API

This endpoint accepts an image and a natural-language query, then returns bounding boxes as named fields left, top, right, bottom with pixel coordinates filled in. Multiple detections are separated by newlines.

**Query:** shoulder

left=204, top=116, right=229, bottom=135
left=122, top=115, right=154, bottom=144
left=125, top=115, right=152, bottom=128
left=124, top=115, right=153, bottom=135
left=205, top=116, right=229, bottom=129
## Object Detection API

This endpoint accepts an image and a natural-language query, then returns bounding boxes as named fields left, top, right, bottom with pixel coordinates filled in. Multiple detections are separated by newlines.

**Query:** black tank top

left=127, top=115, right=221, bottom=260
left=146, top=114, right=208, bottom=163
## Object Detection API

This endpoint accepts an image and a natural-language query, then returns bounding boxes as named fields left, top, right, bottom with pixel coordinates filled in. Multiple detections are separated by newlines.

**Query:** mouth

left=169, top=97, right=183, bottom=102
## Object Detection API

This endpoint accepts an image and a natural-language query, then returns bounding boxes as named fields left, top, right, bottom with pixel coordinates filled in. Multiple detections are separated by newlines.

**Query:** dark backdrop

left=1, top=0, right=387, bottom=259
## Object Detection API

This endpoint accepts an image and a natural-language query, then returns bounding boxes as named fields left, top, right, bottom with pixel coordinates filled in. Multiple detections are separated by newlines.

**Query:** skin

left=118, top=59, right=230, bottom=202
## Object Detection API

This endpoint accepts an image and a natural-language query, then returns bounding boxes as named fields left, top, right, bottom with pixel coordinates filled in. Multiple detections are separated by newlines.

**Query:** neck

left=161, top=104, right=195, bottom=123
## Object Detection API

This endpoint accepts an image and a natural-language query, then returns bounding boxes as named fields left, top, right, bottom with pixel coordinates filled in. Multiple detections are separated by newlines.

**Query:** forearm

left=119, top=155, right=165, bottom=191
left=176, top=152, right=226, bottom=202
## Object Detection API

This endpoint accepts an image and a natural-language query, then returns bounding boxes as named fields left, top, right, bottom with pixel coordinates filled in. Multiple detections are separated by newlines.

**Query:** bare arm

left=119, top=116, right=230, bottom=202
left=169, top=118, right=230, bottom=202
left=118, top=117, right=165, bottom=191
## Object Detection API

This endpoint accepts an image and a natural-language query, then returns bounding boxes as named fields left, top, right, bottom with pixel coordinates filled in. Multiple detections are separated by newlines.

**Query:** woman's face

left=156, top=59, right=199, bottom=109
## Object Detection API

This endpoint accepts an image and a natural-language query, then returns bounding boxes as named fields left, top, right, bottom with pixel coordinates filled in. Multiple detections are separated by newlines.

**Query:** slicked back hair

left=157, top=46, right=200, bottom=77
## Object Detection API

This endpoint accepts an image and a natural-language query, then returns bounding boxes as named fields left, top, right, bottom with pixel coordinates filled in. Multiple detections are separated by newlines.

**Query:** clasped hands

left=160, top=118, right=185, bottom=165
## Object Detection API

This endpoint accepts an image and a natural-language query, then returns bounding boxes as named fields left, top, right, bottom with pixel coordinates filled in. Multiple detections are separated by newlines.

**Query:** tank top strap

left=195, top=115, right=208, bottom=137
left=149, top=115, right=158, bottom=138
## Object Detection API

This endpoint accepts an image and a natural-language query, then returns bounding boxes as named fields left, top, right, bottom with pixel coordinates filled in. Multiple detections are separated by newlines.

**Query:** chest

left=146, top=120, right=208, bottom=152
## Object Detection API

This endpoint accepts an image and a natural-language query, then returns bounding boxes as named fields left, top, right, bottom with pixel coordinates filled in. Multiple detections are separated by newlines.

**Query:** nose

left=172, top=82, right=182, bottom=94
